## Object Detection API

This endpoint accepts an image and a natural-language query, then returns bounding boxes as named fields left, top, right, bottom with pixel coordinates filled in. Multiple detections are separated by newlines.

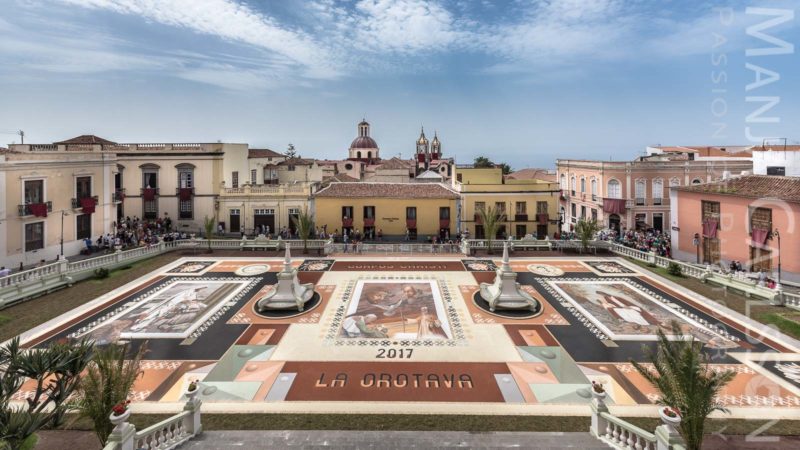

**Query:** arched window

left=607, top=179, right=621, bottom=199
left=367, top=151, right=371, bottom=159
left=570, top=176, right=576, bottom=195
left=560, top=174, right=567, bottom=190
left=635, top=179, right=646, bottom=205
left=691, top=178, right=703, bottom=185
left=357, top=151, right=362, bottom=159
left=590, top=178, right=597, bottom=198
left=652, top=178, right=663, bottom=205
left=580, top=177, right=586, bottom=193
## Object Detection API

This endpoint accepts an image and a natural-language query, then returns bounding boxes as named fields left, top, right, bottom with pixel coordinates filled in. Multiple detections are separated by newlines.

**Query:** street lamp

left=60, top=210, right=69, bottom=260
left=693, top=233, right=700, bottom=264
left=773, top=228, right=781, bottom=288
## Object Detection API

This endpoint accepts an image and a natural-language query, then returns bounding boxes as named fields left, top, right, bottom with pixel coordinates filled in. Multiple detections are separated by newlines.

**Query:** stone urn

left=185, top=384, right=199, bottom=401
left=659, top=407, right=682, bottom=427
left=590, top=382, right=607, bottom=401
left=109, top=408, right=130, bottom=428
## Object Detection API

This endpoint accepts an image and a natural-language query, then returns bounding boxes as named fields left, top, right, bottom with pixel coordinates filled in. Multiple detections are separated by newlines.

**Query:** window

left=25, top=222, right=44, bottom=251
left=701, top=201, right=721, bottom=264
left=536, top=201, right=548, bottom=213
left=516, top=224, right=527, bottom=239
left=456, top=173, right=463, bottom=183
left=652, top=178, right=663, bottom=205
left=406, top=207, right=417, bottom=220
left=580, top=205, right=586, bottom=218
left=178, top=170, right=193, bottom=188
left=590, top=178, right=597, bottom=200
left=635, top=179, right=646, bottom=205
left=76, top=214, right=91, bottom=240
left=475, top=202, right=486, bottom=213
left=570, top=176, right=576, bottom=195
left=232, top=171, right=239, bottom=188
left=254, top=208, right=275, bottom=215
left=179, top=199, right=193, bottom=220
left=580, top=177, right=586, bottom=193
left=178, top=167, right=193, bottom=219
left=342, top=206, right=354, bottom=219
left=494, top=202, right=506, bottom=217
left=607, top=179, right=621, bottom=199
left=515, top=202, right=527, bottom=215
left=571, top=203, right=576, bottom=218
left=767, top=166, right=786, bottom=176
left=439, top=207, right=450, bottom=220
left=591, top=209, right=597, bottom=220
left=76, top=176, right=91, bottom=198
left=144, top=197, right=158, bottom=219
left=251, top=169, right=257, bottom=184
left=24, top=180, right=44, bottom=204
left=560, top=174, right=567, bottom=190
left=750, top=207, right=772, bottom=233
left=287, top=165, right=296, bottom=171
left=142, top=171, right=157, bottom=189
left=691, top=178, right=703, bottom=185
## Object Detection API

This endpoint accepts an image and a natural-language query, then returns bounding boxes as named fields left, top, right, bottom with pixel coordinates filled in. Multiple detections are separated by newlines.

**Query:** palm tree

left=631, top=323, right=735, bottom=450
left=477, top=205, right=506, bottom=255
left=77, top=344, right=145, bottom=446
left=291, top=207, right=315, bottom=254
left=203, top=215, right=215, bottom=253
left=473, top=156, right=493, bottom=168
left=574, top=218, right=600, bottom=253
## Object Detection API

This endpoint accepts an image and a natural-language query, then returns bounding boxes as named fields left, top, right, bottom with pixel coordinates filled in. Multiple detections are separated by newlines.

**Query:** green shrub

left=94, top=268, right=109, bottom=279
left=667, top=262, right=683, bottom=277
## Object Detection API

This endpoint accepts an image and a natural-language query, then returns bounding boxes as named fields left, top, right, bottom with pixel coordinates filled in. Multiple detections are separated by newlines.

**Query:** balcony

left=635, top=197, right=646, bottom=206
left=113, top=189, right=125, bottom=203
left=653, top=198, right=663, bottom=206
left=18, top=201, right=52, bottom=217
left=71, top=195, right=98, bottom=209
left=141, top=188, right=160, bottom=201
left=514, top=214, right=528, bottom=222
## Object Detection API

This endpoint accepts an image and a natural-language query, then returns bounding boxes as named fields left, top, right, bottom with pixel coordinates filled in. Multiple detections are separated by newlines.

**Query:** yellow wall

left=314, top=197, right=457, bottom=238
left=455, top=167, right=503, bottom=184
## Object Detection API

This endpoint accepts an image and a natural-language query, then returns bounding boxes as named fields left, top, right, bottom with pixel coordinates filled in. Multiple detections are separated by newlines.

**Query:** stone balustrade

left=590, top=393, right=685, bottom=450
left=105, top=390, right=201, bottom=450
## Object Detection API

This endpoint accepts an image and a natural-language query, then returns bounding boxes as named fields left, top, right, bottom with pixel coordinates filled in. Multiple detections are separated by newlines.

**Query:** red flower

left=111, top=400, right=131, bottom=416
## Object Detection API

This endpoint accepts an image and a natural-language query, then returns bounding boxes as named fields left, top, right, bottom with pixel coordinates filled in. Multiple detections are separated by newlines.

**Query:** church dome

left=350, top=135, right=378, bottom=149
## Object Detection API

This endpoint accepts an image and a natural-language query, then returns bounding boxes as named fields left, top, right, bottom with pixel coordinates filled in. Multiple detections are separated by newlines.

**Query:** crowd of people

left=84, top=214, right=193, bottom=254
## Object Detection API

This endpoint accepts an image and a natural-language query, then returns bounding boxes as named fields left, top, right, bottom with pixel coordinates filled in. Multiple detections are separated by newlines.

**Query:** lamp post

left=693, top=233, right=700, bottom=264
left=773, top=228, right=781, bottom=289
left=60, top=210, right=69, bottom=260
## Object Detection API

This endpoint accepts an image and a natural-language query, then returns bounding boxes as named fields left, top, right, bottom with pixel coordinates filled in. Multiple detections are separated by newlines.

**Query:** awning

left=602, top=198, right=626, bottom=214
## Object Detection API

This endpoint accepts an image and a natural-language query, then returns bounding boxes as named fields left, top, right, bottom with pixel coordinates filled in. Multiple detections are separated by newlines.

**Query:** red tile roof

left=675, top=175, right=800, bottom=203
left=276, top=157, right=315, bottom=166
left=314, top=182, right=459, bottom=199
left=54, top=135, right=117, bottom=145
left=377, top=157, right=412, bottom=170
left=248, top=148, right=284, bottom=159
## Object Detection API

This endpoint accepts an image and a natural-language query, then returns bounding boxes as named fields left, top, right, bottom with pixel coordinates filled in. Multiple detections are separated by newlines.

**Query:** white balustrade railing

left=134, top=411, right=192, bottom=450
left=590, top=394, right=685, bottom=450
left=0, top=261, right=63, bottom=288
left=784, top=292, right=800, bottom=311
left=599, top=412, right=657, bottom=450
left=326, top=243, right=463, bottom=255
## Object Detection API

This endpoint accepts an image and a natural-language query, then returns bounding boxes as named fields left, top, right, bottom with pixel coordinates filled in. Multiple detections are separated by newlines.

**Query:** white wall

left=752, top=151, right=800, bottom=176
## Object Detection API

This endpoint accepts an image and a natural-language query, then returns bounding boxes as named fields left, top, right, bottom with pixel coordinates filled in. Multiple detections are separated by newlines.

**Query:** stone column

left=589, top=392, right=608, bottom=438
left=183, top=389, right=203, bottom=436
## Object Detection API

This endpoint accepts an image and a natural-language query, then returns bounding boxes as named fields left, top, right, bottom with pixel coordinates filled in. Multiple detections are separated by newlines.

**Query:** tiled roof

left=276, top=157, right=315, bottom=166
left=377, top=157, right=412, bottom=170
left=54, top=135, right=117, bottom=145
left=752, top=144, right=800, bottom=152
left=675, top=175, right=800, bottom=203
left=248, top=148, right=284, bottom=159
left=505, top=168, right=556, bottom=182
left=314, top=182, right=458, bottom=199
left=326, top=173, right=360, bottom=182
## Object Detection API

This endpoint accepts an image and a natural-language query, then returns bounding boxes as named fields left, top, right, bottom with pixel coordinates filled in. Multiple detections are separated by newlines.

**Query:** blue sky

left=0, top=0, right=798, bottom=168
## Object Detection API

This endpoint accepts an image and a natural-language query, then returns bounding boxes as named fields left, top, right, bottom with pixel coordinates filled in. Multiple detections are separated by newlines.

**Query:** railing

left=17, top=201, right=53, bottom=216
left=29, top=144, right=57, bottom=152
left=65, top=144, right=94, bottom=152
left=140, top=187, right=160, bottom=196
left=635, top=197, right=646, bottom=206
left=71, top=196, right=99, bottom=209
left=514, top=214, right=528, bottom=222
left=0, top=261, right=62, bottom=288
left=113, top=189, right=125, bottom=203
left=105, top=390, right=201, bottom=450
left=590, top=394, right=684, bottom=450
left=325, top=242, right=463, bottom=255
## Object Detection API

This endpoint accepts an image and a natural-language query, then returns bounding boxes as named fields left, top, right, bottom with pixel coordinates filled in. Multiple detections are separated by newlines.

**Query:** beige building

left=0, top=144, right=118, bottom=267
left=453, top=166, right=560, bottom=239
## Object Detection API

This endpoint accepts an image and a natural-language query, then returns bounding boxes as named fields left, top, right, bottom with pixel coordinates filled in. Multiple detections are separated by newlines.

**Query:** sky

left=0, top=0, right=798, bottom=168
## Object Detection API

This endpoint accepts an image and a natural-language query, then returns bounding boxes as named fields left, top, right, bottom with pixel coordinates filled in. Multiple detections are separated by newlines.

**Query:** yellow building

left=0, top=145, right=118, bottom=267
left=313, top=182, right=459, bottom=240
left=453, top=166, right=560, bottom=239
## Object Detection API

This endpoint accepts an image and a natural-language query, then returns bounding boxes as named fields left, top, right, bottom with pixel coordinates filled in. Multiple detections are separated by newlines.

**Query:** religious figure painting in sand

left=553, top=281, right=737, bottom=349
left=340, top=281, right=451, bottom=340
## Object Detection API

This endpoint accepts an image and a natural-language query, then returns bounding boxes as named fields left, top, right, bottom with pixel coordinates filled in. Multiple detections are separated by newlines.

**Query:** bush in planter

left=667, top=262, right=683, bottom=277
left=94, top=267, right=110, bottom=279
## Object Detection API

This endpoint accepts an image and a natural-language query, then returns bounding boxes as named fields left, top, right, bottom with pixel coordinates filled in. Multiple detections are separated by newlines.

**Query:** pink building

left=671, top=175, right=800, bottom=283
left=556, top=147, right=751, bottom=233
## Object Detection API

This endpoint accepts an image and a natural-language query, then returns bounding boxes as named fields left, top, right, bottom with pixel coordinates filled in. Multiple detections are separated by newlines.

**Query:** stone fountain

left=479, top=242, right=541, bottom=313
left=256, top=244, right=314, bottom=312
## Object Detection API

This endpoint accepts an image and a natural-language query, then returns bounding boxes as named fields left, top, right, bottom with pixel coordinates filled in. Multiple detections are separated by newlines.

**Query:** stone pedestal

left=257, top=244, right=314, bottom=312
left=479, top=242, right=541, bottom=313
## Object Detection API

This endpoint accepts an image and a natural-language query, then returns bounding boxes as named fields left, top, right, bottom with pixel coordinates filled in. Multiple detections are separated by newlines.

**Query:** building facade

left=556, top=148, right=752, bottom=233
left=453, top=166, right=560, bottom=239
left=313, top=182, right=459, bottom=240
left=0, top=146, right=118, bottom=267
left=670, top=175, right=800, bottom=283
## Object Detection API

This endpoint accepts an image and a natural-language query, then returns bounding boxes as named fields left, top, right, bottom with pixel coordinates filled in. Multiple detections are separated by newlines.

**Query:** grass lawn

left=624, top=258, right=800, bottom=341
left=0, top=253, right=183, bottom=342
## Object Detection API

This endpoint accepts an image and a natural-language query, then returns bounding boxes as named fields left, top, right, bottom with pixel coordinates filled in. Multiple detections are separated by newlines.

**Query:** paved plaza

left=17, top=255, right=800, bottom=418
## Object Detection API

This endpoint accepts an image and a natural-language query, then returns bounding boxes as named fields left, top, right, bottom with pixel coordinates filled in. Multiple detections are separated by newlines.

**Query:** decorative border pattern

left=579, top=260, right=639, bottom=276
left=324, top=275, right=467, bottom=347
left=535, top=277, right=740, bottom=344
left=67, top=276, right=260, bottom=341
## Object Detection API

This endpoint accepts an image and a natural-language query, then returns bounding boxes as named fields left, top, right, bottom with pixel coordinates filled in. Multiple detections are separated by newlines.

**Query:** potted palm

left=660, top=406, right=682, bottom=427
left=292, top=207, right=315, bottom=254
left=477, top=205, right=505, bottom=255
